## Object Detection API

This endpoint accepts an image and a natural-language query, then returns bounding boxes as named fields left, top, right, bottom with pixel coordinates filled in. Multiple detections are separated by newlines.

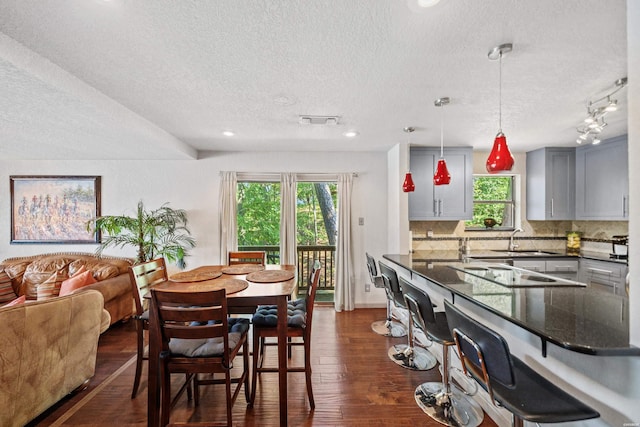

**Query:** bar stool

left=444, top=300, right=600, bottom=427
left=379, top=262, right=436, bottom=371
left=399, top=279, right=483, bottom=427
left=367, top=253, right=406, bottom=337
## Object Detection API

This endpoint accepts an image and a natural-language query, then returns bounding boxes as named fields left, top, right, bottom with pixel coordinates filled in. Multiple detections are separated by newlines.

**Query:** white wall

left=386, top=142, right=410, bottom=255
left=628, top=0, right=639, bottom=346
left=0, top=150, right=389, bottom=308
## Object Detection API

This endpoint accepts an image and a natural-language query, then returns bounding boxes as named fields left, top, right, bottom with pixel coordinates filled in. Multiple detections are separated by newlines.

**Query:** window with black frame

left=465, top=175, right=515, bottom=230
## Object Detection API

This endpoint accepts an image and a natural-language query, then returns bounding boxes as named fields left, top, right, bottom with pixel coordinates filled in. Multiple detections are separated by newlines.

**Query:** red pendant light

left=487, top=132, right=514, bottom=172
left=433, top=159, right=451, bottom=185
left=486, top=43, right=515, bottom=173
left=433, top=97, right=451, bottom=185
left=402, top=126, right=416, bottom=192
left=403, top=172, right=415, bottom=192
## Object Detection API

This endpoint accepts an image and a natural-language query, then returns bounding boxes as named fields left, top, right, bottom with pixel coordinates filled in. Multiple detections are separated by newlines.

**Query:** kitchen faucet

left=509, top=228, right=524, bottom=251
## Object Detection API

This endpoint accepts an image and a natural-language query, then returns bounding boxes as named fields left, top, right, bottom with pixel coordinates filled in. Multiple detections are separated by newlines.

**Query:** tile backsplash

left=410, top=220, right=628, bottom=253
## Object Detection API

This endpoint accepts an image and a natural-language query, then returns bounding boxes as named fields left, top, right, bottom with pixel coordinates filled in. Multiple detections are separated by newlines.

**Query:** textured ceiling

left=0, top=0, right=628, bottom=160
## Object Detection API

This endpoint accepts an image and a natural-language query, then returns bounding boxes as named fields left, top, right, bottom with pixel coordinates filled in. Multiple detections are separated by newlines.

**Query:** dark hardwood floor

left=31, top=307, right=498, bottom=426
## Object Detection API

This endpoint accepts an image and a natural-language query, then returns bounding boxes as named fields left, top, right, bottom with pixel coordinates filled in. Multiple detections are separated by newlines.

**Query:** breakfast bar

left=382, top=252, right=640, bottom=426
left=383, top=253, right=639, bottom=357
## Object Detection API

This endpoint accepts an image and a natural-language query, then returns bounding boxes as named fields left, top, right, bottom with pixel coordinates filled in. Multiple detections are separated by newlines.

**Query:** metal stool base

left=388, top=344, right=437, bottom=371
left=415, top=382, right=484, bottom=427
left=371, top=319, right=407, bottom=337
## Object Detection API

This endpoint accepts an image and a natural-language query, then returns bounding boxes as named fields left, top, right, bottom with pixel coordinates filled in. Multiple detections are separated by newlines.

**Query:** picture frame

left=10, top=175, right=101, bottom=244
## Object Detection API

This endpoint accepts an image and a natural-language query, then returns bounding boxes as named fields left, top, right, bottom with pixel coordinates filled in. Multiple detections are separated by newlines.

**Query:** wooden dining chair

left=150, top=287, right=251, bottom=427
left=128, top=258, right=168, bottom=399
left=228, top=251, right=266, bottom=265
left=250, top=264, right=322, bottom=409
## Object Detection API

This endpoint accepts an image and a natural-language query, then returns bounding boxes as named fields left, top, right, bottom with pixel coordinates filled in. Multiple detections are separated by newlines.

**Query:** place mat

left=183, top=278, right=248, bottom=294
left=246, top=269, right=295, bottom=283
left=170, top=267, right=223, bottom=283
left=221, top=264, right=265, bottom=275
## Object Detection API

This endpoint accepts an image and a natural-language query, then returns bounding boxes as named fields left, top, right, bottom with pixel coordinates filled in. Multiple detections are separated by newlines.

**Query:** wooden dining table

left=146, top=264, right=297, bottom=427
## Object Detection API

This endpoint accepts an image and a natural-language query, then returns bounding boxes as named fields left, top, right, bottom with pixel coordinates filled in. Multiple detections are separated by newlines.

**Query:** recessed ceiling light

left=343, top=131, right=359, bottom=138
left=222, top=130, right=235, bottom=137
left=417, top=0, right=441, bottom=7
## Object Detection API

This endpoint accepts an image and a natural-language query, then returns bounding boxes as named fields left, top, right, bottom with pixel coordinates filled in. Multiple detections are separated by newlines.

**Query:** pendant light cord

left=440, top=103, right=444, bottom=158
left=498, top=52, right=503, bottom=133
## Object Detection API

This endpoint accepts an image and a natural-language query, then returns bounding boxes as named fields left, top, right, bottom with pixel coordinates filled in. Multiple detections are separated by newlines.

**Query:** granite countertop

left=383, top=253, right=638, bottom=356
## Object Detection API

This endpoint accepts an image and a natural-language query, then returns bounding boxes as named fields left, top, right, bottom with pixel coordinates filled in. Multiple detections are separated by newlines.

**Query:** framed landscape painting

left=10, top=175, right=101, bottom=244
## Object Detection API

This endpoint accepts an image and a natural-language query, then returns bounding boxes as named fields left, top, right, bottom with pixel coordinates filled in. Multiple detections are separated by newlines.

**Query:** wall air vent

left=298, top=115, right=340, bottom=125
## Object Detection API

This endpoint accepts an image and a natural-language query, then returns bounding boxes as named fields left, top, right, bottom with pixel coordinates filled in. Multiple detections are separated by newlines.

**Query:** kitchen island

left=384, top=253, right=637, bottom=356
left=383, top=252, right=640, bottom=426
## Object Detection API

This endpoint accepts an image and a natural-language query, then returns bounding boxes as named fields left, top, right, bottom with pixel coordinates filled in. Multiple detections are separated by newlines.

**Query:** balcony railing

left=237, top=245, right=336, bottom=292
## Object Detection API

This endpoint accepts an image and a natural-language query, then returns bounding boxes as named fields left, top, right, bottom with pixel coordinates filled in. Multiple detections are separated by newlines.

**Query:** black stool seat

left=382, top=265, right=435, bottom=371
left=367, top=253, right=406, bottom=337
left=488, top=356, right=599, bottom=424
left=444, top=300, right=599, bottom=426
left=401, top=279, right=483, bottom=427
left=427, top=311, right=453, bottom=344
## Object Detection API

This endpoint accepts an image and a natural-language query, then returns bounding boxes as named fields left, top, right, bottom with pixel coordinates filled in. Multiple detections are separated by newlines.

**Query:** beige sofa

left=0, top=253, right=134, bottom=326
left=0, top=290, right=106, bottom=427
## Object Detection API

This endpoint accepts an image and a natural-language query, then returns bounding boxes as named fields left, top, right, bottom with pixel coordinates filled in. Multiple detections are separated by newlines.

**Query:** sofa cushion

left=0, top=271, right=17, bottom=303
left=2, top=260, right=32, bottom=295
left=22, top=257, right=74, bottom=299
left=37, top=270, right=67, bottom=300
left=59, top=270, right=97, bottom=296
left=69, top=259, right=122, bottom=281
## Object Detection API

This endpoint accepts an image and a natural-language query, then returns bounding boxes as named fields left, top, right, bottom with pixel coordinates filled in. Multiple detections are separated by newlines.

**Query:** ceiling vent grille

left=298, top=115, right=340, bottom=125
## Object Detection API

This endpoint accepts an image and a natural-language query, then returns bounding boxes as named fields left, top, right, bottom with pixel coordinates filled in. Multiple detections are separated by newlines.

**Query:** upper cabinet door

left=408, top=148, right=437, bottom=219
left=526, top=147, right=575, bottom=220
left=408, top=147, right=473, bottom=220
left=575, top=136, right=628, bottom=220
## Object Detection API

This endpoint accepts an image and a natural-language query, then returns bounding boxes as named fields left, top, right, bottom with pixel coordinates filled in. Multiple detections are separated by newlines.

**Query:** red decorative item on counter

left=486, top=132, right=514, bottom=173
left=402, top=172, right=415, bottom=192
left=433, top=159, right=451, bottom=185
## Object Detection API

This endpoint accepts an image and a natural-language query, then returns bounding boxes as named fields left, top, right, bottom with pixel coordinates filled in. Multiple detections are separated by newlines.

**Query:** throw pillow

left=3, top=295, right=26, bottom=307
left=59, top=270, right=97, bottom=296
left=37, top=270, right=67, bottom=300
left=0, top=271, right=18, bottom=303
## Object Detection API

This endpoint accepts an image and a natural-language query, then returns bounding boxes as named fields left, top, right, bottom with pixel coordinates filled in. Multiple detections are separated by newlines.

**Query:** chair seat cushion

left=136, top=309, right=150, bottom=321
left=168, top=318, right=249, bottom=357
left=252, top=299, right=307, bottom=327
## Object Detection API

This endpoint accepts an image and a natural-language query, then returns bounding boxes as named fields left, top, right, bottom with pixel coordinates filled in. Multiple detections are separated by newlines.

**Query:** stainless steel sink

left=450, top=263, right=586, bottom=288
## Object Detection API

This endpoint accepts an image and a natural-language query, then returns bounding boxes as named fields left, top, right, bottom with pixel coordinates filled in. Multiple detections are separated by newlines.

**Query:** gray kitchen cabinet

left=512, top=259, right=546, bottom=272
left=408, top=147, right=473, bottom=220
left=513, top=259, right=578, bottom=274
left=578, top=258, right=628, bottom=296
left=575, top=136, right=628, bottom=220
left=526, top=147, right=575, bottom=220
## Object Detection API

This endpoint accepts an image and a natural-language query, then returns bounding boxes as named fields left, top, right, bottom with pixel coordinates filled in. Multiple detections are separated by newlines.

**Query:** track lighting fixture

left=576, top=77, right=627, bottom=144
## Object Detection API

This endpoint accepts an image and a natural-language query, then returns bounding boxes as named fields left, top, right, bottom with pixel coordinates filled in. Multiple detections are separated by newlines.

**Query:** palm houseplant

left=88, top=200, right=196, bottom=268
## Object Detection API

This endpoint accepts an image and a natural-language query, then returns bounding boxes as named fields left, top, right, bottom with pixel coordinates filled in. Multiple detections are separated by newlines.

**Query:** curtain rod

left=221, top=171, right=358, bottom=178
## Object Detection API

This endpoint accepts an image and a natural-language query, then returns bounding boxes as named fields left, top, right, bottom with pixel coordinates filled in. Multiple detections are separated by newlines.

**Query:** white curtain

left=334, top=173, right=354, bottom=312
left=280, top=173, right=297, bottom=265
left=218, top=172, right=237, bottom=264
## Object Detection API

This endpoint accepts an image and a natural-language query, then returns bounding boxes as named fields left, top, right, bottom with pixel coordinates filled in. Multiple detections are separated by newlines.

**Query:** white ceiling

left=0, top=0, right=628, bottom=160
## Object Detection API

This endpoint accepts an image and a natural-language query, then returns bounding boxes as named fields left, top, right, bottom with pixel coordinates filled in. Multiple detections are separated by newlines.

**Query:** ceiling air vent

left=298, top=115, right=340, bottom=125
